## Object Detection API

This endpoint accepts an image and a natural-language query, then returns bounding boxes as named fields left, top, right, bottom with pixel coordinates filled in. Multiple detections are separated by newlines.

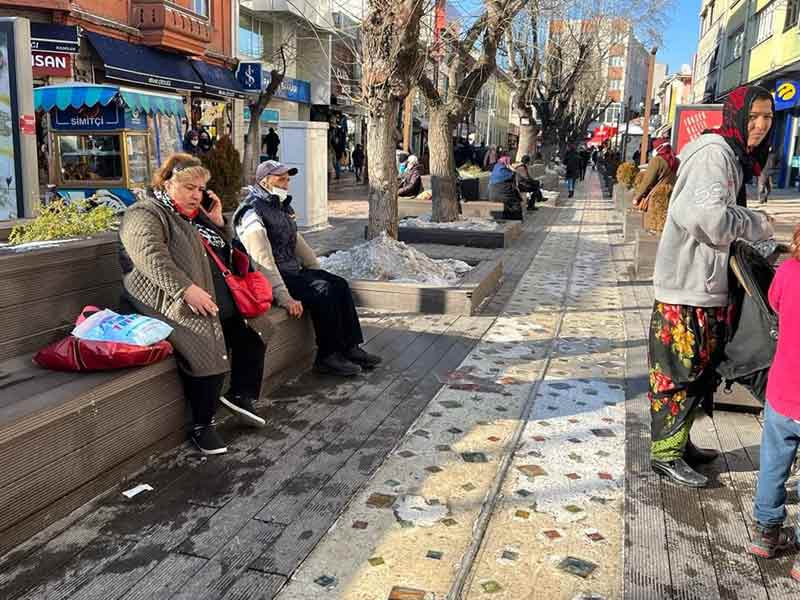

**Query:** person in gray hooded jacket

left=648, top=85, right=776, bottom=488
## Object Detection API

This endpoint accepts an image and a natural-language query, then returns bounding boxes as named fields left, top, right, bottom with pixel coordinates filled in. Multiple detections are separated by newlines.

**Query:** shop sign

left=263, top=73, right=312, bottom=104
left=32, top=51, right=72, bottom=78
left=52, top=103, right=124, bottom=131
left=243, top=107, right=280, bottom=123
left=125, top=108, right=148, bottom=131
left=775, top=80, right=799, bottom=111
left=237, top=62, right=263, bottom=92
left=671, top=104, right=723, bottom=155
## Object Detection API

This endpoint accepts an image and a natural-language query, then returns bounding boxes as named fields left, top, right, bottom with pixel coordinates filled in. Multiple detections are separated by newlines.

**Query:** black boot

left=685, top=440, right=719, bottom=465
left=651, top=457, right=708, bottom=487
left=314, top=352, right=362, bottom=376
left=344, top=346, right=382, bottom=368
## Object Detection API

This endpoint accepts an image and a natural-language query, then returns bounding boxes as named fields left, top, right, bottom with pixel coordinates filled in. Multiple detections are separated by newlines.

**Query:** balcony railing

left=132, top=0, right=211, bottom=56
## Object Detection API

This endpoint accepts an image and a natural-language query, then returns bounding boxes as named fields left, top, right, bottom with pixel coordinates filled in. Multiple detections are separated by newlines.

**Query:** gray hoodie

left=653, top=134, right=773, bottom=307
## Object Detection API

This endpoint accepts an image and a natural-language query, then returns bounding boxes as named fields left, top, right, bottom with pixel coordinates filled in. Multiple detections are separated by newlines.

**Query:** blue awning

left=34, top=83, right=185, bottom=116
left=85, top=32, right=203, bottom=93
left=30, top=23, right=79, bottom=53
left=191, top=60, right=252, bottom=100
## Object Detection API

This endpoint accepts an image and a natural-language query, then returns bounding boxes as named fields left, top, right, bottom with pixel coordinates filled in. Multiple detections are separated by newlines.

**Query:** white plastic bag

left=72, top=309, right=173, bottom=346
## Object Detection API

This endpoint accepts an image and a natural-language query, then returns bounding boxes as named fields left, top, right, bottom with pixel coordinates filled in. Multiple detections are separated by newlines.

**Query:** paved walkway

left=275, top=175, right=627, bottom=599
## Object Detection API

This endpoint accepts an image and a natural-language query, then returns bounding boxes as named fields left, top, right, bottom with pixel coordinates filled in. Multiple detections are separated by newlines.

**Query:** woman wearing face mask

left=183, top=130, right=201, bottom=155
left=119, top=153, right=272, bottom=455
left=234, top=160, right=382, bottom=377
left=648, top=85, right=776, bottom=487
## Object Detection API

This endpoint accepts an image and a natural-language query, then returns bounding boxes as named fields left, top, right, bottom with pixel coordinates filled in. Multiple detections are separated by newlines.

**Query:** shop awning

left=34, top=83, right=185, bottom=116
left=30, top=23, right=80, bottom=53
left=85, top=32, right=203, bottom=93
left=191, top=60, right=252, bottom=100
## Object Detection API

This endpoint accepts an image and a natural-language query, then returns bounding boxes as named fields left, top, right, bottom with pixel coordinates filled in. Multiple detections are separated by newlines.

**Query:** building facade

left=690, top=0, right=800, bottom=187
left=1, top=0, right=248, bottom=206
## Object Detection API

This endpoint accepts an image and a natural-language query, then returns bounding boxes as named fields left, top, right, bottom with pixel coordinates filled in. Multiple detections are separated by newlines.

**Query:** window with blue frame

left=239, top=14, right=273, bottom=59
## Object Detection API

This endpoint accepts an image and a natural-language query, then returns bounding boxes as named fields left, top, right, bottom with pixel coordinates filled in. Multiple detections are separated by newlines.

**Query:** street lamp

left=622, top=95, right=633, bottom=160
left=639, top=47, right=658, bottom=166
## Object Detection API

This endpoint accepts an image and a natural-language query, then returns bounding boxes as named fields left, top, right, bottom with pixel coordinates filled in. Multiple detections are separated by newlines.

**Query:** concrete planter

left=633, top=229, right=660, bottom=279
left=348, top=257, right=503, bottom=315
left=398, top=200, right=505, bottom=220
left=398, top=221, right=522, bottom=249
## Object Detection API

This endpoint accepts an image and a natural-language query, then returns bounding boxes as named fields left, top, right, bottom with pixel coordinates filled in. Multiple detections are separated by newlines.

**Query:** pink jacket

left=767, top=258, right=800, bottom=419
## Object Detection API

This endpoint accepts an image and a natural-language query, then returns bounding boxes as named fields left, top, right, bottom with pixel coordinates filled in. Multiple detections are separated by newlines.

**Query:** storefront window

left=58, top=134, right=123, bottom=183
left=126, top=134, right=150, bottom=186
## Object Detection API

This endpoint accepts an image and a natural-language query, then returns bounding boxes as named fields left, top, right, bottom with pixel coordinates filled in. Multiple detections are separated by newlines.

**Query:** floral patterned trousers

left=648, top=302, right=730, bottom=461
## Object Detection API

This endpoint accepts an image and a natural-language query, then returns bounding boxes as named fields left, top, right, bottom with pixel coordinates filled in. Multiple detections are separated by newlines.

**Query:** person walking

left=563, top=145, right=581, bottom=198
left=647, top=85, right=776, bottom=488
left=265, top=127, right=280, bottom=160
left=758, top=149, right=775, bottom=204
left=352, top=144, right=365, bottom=182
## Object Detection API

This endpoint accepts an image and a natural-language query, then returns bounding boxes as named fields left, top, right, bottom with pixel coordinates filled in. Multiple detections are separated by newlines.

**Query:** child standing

left=749, top=226, right=800, bottom=578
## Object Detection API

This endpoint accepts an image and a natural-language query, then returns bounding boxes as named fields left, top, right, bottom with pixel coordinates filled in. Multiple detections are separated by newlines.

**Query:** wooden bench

left=0, top=234, right=314, bottom=556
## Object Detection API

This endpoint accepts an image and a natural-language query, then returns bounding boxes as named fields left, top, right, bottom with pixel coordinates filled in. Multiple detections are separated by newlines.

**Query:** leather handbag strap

left=199, top=235, right=231, bottom=277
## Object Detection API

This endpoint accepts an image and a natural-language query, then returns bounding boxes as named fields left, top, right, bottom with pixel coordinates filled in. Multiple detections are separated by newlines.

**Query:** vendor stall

left=34, top=83, right=185, bottom=210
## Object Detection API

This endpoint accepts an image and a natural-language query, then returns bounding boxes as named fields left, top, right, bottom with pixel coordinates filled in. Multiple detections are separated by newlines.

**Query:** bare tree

left=361, top=0, right=429, bottom=239
left=416, top=0, right=526, bottom=222
left=242, top=46, right=288, bottom=185
left=504, top=0, right=667, bottom=161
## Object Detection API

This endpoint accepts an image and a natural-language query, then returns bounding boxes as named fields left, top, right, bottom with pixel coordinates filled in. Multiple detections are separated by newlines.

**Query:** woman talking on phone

left=119, top=153, right=273, bottom=455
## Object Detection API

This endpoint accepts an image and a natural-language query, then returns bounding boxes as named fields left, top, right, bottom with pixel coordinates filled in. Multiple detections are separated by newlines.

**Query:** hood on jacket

left=677, top=133, right=738, bottom=176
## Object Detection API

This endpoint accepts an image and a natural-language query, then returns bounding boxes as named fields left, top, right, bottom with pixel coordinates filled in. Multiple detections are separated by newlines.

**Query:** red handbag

left=34, top=306, right=173, bottom=371
left=200, top=237, right=272, bottom=318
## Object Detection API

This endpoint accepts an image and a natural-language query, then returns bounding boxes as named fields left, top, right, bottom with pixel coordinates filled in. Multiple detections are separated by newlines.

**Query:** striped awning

left=34, top=84, right=184, bottom=116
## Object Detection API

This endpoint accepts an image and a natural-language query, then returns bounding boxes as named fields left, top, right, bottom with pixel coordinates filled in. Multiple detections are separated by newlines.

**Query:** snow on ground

left=319, top=232, right=472, bottom=286
left=0, top=238, right=82, bottom=252
left=399, top=214, right=501, bottom=232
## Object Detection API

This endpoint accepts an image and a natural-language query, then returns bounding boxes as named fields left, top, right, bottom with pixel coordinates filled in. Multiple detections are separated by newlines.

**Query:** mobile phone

left=201, top=190, right=214, bottom=211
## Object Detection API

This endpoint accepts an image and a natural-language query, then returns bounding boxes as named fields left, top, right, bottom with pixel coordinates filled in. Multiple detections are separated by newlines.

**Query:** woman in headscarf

left=648, top=85, right=776, bottom=487
left=398, top=154, right=422, bottom=197
left=489, top=155, right=522, bottom=220
left=632, top=138, right=680, bottom=232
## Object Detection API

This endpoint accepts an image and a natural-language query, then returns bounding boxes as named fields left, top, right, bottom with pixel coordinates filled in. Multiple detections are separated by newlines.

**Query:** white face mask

left=271, top=186, right=289, bottom=201
left=190, top=140, right=199, bottom=146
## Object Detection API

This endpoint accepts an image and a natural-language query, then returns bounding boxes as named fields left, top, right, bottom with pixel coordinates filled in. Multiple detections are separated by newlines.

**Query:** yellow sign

left=778, top=81, right=797, bottom=102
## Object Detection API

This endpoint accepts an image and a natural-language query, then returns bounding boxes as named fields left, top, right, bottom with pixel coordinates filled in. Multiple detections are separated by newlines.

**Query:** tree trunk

left=366, top=98, right=400, bottom=239
left=429, top=107, right=459, bottom=223
left=242, top=111, right=261, bottom=186
left=515, top=113, right=538, bottom=162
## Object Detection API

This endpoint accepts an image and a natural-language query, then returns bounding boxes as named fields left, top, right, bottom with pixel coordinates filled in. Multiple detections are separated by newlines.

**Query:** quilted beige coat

left=119, top=192, right=273, bottom=377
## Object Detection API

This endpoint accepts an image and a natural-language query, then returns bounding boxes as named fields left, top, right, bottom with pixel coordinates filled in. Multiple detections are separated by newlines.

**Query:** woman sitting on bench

left=234, top=160, right=382, bottom=377
left=119, top=153, right=273, bottom=456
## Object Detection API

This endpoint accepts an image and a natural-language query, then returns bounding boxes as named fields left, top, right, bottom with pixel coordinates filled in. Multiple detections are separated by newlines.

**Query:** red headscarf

left=703, top=85, right=774, bottom=206
left=652, top=138, right=679, bottom=174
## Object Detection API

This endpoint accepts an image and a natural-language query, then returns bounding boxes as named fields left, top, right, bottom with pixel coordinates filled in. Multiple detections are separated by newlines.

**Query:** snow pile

left=0, top=238, right=82, bottom=253
left=541, top=190, right=560, bottom=200
left=319, top=232, right=472, bottom=286
left=399, top=214, right=500, bottom=232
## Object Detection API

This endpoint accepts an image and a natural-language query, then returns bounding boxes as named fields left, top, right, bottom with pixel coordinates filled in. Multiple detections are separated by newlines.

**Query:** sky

left=657, top=0, right=702, bottom=74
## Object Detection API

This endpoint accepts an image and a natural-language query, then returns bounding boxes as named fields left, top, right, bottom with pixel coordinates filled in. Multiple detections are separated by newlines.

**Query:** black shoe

left=651, top=458, right=708, bottom=487
left=685, top=441, right=719, bottom=465
left=220, top=395, right=266, bottom=428
left=749, top=523, right=797, bottom=558
left=344, top=346, right=382, bottom=368
left=314, top=353, right=362, bottom=376
left=190, top=422, right=228, bottom=455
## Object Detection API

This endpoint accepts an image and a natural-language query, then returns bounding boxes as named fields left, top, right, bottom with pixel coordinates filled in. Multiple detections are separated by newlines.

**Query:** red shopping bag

left=33, top=306, right=173, bottom=372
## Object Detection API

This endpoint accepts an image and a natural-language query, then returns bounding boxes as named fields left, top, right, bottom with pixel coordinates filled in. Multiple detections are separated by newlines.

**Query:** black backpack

left=716, top=241, right=779, bottom=403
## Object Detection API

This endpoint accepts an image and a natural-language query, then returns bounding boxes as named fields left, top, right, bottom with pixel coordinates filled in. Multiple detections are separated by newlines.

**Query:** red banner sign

left=672, top=105, right=724, bottom=155
left=32, top=51, right=72, bottom=78
left=19, top=115, right=35, bottom=135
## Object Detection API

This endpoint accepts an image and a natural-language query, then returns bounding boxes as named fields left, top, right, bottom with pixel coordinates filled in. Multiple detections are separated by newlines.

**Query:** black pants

left=180, top=316, right=266, bottom=426
left=354, top=165, right=363, bottom=180
left=281, top=268, right=364, bottom=359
